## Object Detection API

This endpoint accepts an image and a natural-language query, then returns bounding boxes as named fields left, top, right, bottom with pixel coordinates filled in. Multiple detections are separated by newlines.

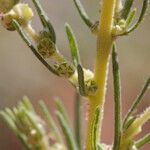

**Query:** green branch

left=13, top=20, right=59, bottom=76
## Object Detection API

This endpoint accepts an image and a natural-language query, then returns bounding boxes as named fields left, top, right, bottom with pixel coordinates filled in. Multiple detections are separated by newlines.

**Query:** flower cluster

left=0, top=0, right=97, bottom=96
left=0, top=97, right=51, bottom=149
left=112, top=0, right=149, bottom=36
left=0, top=0, right=149, bottom=150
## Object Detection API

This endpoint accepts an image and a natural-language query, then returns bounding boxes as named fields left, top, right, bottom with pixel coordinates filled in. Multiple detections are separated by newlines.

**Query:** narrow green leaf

left=12, top=20, right=59, bottom=76
left=123, top=77, right=150, bottom=128
left=56, top=111, right=78, bottom=150
left=0, top=111, right=18, bottom=134
left=121, top=0, right=134, bottom=19
left=74, top=92, right=81, bottom=150
left=55, top=98, right=69, bottom=124
left=127, top=0, right=149, bottom=33
left=22, top=96, right=34, bottom=112
left=65, top=23, right=81, bottom=67
left=123, top=116, right=136, bottom=130
left=126, top=8, right=136, bottom=27
left=23, top=110, right=43, bottom=138
left=5, top=108, right=16, bottom=122
left=112, top=44, right=122, bottom=150
left=0, top=111, right=30, bottom=150
left=135, top=133, right=150, bottom=149
left=39, top=100, right=62, bottom=142
left=73, top=0, right=93, bottom=27
left=77, top=64, right=86, bottom=96
left=92, top=107, right=100, bottom=150
left=32, top=0, right=56, bottom=43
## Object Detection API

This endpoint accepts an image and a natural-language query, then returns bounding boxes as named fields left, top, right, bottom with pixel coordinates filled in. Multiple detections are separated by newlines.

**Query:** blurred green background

left=0, top=0, right=149, bottom=149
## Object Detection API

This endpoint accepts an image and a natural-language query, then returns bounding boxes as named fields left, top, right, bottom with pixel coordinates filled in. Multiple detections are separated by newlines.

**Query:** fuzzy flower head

left=1, top=3, right=33, bottom=30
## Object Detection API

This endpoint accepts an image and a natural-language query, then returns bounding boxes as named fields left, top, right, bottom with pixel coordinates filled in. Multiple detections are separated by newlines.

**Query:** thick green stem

left=85, top=0, right=116, bottom=149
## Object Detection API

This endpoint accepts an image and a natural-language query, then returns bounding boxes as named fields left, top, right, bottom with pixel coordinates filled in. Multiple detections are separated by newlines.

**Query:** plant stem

left=23, top=24, right=39, bottom=42
left=85, top=0, right=116, bottom=149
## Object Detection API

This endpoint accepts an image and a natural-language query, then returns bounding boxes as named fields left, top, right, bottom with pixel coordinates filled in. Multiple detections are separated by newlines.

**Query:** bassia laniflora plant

left=0, top=0, right=150, bottom=150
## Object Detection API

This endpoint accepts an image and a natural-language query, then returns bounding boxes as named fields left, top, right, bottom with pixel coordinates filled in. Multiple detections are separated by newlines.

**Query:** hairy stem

left=85, top=0, right=116, bottom=149
left=23, top=24, right=39, bottom=42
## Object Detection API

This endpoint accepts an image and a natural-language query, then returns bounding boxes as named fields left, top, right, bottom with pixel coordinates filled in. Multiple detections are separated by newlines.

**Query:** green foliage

left=135, top=133, right=150, bottom=149
left=39, top=101, right=62, bottom=142
left=73, top=0, right=93, bottom=28
left=127, top=0, right=149, bottom=33
left=0, top=98, right=51, bottom=150
left=0, top=0, right=150, bottom=150
left=77, top=64, right=86, bottom=96
left=123, top=77, right=150, bottom=128
left=74, top=93, right=82, bottom=150
left=121, top=0, right=134, bottom=19
left=56, top=111, right=78, bottom=150
left=65, top=23, right=81, bottom=67
left=12, top=20, right=59, bottom=75
left=113, top=0, right=149, bottom=36
left=112, top=44, right=122, bottom=150
left=31, top=0, right=56, bottom=43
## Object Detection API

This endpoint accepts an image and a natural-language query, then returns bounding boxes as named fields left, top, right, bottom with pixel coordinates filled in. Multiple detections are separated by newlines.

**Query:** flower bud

left=37, top=31, right=56, bottom=58
left=112, top=25, right=124, bottom=36
left=38, top=30, right=54, bottom=42
left=54, top=62, right=75, bottom=78
left=118, top=19, right=126, bottom=29
left=1, top=3, right=33, bottom=30
left=85, top=79, right=97, bottom=95
left=0, top=0, right=19, bottom=13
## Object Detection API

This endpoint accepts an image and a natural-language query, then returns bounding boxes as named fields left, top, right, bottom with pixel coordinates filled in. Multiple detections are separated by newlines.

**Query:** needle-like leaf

left=0, top=111, right=18, bottom=134
left=23, top=110, right=43, bottom=138
left=12, top=20, right=59, bottom=76
left=77, top=64, right=86, bottom=96
left=74, top=92, right=81, bottom=149
left=73, top=0, right=93, bottom=27
left=127, top=0, right=149, bottom=33
left=135, top=133, right=150, bottom=149
left=55, top=98, right=69, bottom=124
left=112, top=44, right=122, bottom=150
left=5, top=108, right=16, bottom=122
left=0, top=111, right=31, bottom=150
left=123, top=77, right=150, bottom=128
left=22, top=96, right=34, bottom=112
left=92, top=107, right=100, bottom=150
left=65, top=23, right=81, bottom=67
left=56, top=111, right=78, bottom=150
left=31, top=0, right=56, bottom=43
left=39, top=100, right=62, bottom=142
left=121, top=0, right=134, bottom=20
left=123, top=116, right=136, bottom=130
left=125, top=8, right=136, bottom=27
